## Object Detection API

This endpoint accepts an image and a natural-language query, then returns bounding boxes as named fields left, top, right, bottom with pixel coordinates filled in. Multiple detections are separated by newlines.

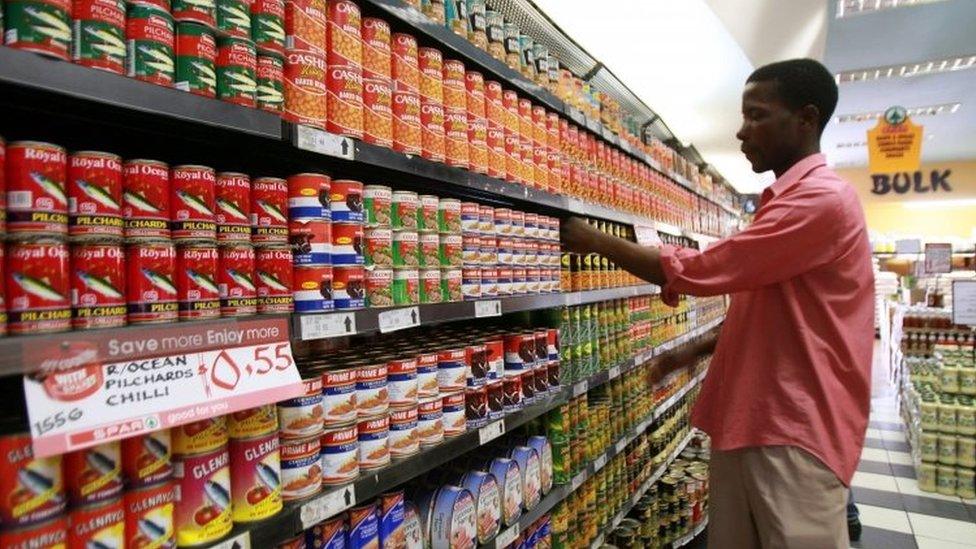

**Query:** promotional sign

left=23, top=318, right=304, bottom=457
left=952, top=280, right=976, bottom=326
left=923, top=243, right=952, bottom=274
left=867, top=106, right=923, bottom=174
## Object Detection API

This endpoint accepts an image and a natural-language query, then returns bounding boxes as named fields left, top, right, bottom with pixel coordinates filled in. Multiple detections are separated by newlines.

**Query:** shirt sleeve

left=659, top=185, right=844, bottom=305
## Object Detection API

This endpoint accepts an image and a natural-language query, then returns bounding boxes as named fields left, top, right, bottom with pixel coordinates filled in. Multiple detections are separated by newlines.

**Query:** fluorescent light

left=903, top=198, right=976, bottom=210
left=837, top=0, right=949, bottom=18
left=835, top=102, right=961, bottom=123
left=836, top=55, right=976, bottom=83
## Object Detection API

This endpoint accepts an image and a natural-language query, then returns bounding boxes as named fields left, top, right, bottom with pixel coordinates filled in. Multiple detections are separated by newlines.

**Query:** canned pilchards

left=460, top=470, right=500, bottom=544
left=333, top=264, right=364, bottom=309
left=6, top=0, right=71, bottom=59
left=363, top=76, right=394, bottom=148
left=279, top=435, right=321, bottom=501
left=438, top=233, right=461, bottom=267
left=416, top=349, right=439, bottom=398
left=417, top=394, right=443, bottom=447
left=358, top=414, right=390, bottom=470
left=0, top=515, right=68, bottom=548
left=70, top=242, right=125, bottom=329
left=465, top=386, right=487, bottom=429
left=176, top=243, right=220, bottom=320
left=173, top=447, right=232, bottom=546
left=362, top=16, right=390, bottom=80
left=293, top=265, right=333, bottom=312
left=389, top=406, right=419, bottom=459
left=255, top=246, right=293, bottom=313
left=228, top=432, right=282, bottom=523
left=365, top=267, right=392, bottom=308
left=441, top=267, right=461, bottom=302
left=331, top=222, right=363, bottom=265
left=126, top=241, right=178, bottom=323
left=123, top=481, right=175, bottom=548
left=419, top=485, right=477, bottom=549
left=175, top=21, right=217, bottom=97
left=364, top=227, right=391, bottom=267
left=172, top=0, right=214, bottom=26
left=442, top=390, right=466, bottom=437
left=214, top=172, right=250, bottom=242
left=390, top=190, right=418, bottom=231
left=126, top=2, right=175, bottom=86
left=437, top=198, right=460, bottom=234
left=172, top=417, right=228, bottom=455
left=6, top=240, right=70, bottom=334
left=6, top=141, right=68, bottom=236
left=363, top=185, right=391, bottom=227
left=251, top=176, right=288, bottom=244
left=278, top=375, right=323, bottom=439
left=122, top=159, right=170, bottom=240
left=330, top=179, right=363, bottom=223
left=122, top=431, right=173, bottom=487
left=283, top=48, right=327, bottom=129
left=216, top=0, right=250, bottom=37
left=217, top=244, right=258, bottom=316
left=72, top=0, right=125, bottom=72
left=487, top=379, right=502, bottom=420
left=393, top=268, right=418, bottom=305
left=228, top=405, right=278, bottom=438
left=170, top=164, right=216, bottom=241
left=65, top=440, right=123, bottom=506
left=319, top=423, right=358, bottom=486
left=392, top=229, right=418, bottom=267
left=419, top=268, right=440, bottom=304
left=322, top=366, right=357, bottom=426
left=251, top=0, right=285, bottom=57
left=216, top=35, right=257, bottom=107
left=68, top=498, right=124, bottom=549
left=287, top=172, right=330, bottom=220
left=0, top=433, right=66, bottom=527
left=418, top=232, right=438, bottom=267
left=355, top=360, right=389, bottom=417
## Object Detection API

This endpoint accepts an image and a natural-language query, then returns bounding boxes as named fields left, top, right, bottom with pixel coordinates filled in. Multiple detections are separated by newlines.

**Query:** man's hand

left=560, top=216, right=603, bottom=254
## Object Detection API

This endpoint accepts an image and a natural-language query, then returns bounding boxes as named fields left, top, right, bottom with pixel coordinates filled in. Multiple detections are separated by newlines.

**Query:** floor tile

left=888, top=451, right=916, bottom=466
left=885, top=440, right=912, bottom=453
left=891, top=463, right=919, bottom=480
left=857, top=504, right=913, bottom=534
left=852, top=486, right=906, bottom=510
left=871, top=420, right=906, bottom=431
left=900, top=494, right=973, bottom=522
left=853, top=471, right=900, bottom=492
left=915, top=536, right=976, bottom=549
left=858, top=459, right=893, bottom=475
left=851, top=525, right=918, bottom=549
left=867, top=428, right=884, bottom=439
left=883, top=430, right=908, bottom=442
left=896, top=476, right=964, bottom=503
left=908, top=512, right=976, bottom=544
left=864, top=437, right=887, bottom=449
left=861, top=447, right=890, bottom=462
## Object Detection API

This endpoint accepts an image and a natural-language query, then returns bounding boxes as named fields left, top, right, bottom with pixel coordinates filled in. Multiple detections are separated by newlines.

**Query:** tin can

left=278, top=376, right=323, bottom=439
left=444, top=108, right=468, bottom=168
left=171, top=165, right=216, bottom=241
left=67, top=151, right=123, bottom=239
left=393, top=90, right=422, bottom=154
left=172, top=0, right=214, bottom=26
left=6, top=0, right=72, bottom=59
left=123, top=481, right=175, bottom=548
left=416, top=195, right=437, bottom=233
left=330, top=179, right=364, bottom=223
left=481, top=268, right=497, bottom=298
left=6, top=141, right=68, bottom=236
left=251, top=0, right=285, bottom=57
left=283, top=49, right=328, bottom=128
left=442, top=390, right=466, bottom=437
left=460, top=469, right=501, bottom=543
left=326, top=64, right=364, bottom=139
left=363, top=185, right=392, bottom=228
left=461, top=236, right=479, bottom=266
left=279, top=435, right=321, bottom=501
left=322, top=366, right=357, bottom=426
left=358, top=414, right=391, bottom=470
left=377, top=491, right=406, bottom=548
left=418, top=233, right=438, bottom=268
left=126, top=2, right=175, bottom=86
left=389, top=406, right=419, bottom=459
left=509, top=446, right=540, bottom=510
left=68, top=498, right=125, bottom=548
left=487, top=379, right=503, bottom=420
left=70, top=243, right=126, bottom=329
left=293, top=265, right=333, bottom=312
left=441, top=268, right=461, bottom=302
left=333, top=265, right=364, bottom=308
left=216, top=0, right=250, bottom=37
left=175, top=21, right=217, bottom=97
left=437, top=347, right=467, bottom=394
left=390, top=190, right=418, bottom=231
left=65, top=441, right=123, bottom=506
left=0, top=515, right=68, bottom=548
left=6, top=240, right=70, bottom=334
left=288, top=173, right=330, bottom=220
left=419, top=91, right=446, bottom=163
left=284, top=0, right=326, bottom=53
left=362, top=16, right=390, bottom=80
left=392, top=230, right=418, bottom=268
left=216, top=35, right=257, bottom=107
left=126, top=241, right=178, bottom=324
left=420, top=485, right=477, bottom=549
left=487, top=457, right=522, bottom=526
left=214, top=172, right=251, bottom=243
left=173, top=447, right=232, bottom=546
left=349, top=502, right=380, bottom=549
left=419, top=268, right=440, bottom=304
left=465, top=343, right=488, bottom=387
left=437, top=198, right=460, bottom=234
left=363, top=76, right=394, bottom=148
left=123, top=159, right=170, bottom=240
left=438, top=234, right=461, bottom=267
left=0, top=433, right=66, bottom=527
left=305, top=515, right=345, bottom=548
left=387, top=357, right=418, bottom=407
left=319, top=423, right=359, bottom=486
left=326, top=0, right=360, bottom=65
left=228, top=432, right=282, bottom=523
left=251, top=176, right=289, bottom=244
left=217, top=244, right=257, bottom=316
left=391, top=32, right=418, bottom=90
left=356, top=360, right=388, bottom=418
left=364, top=227, right=392, bottom=267
left=393, top=268, right=418, bottom=305
left=417, top=394, right=443, bottom=447
left=256, top=246, right=294, bottom=313
left=121, top=431, right=173, bottom=487
left=497, top=267, right=512, bottom=296
left=176, top=243, right=220, bottom=320
left=416, top=350, right=439, bottom=398
left=365, top=267, right=393, bottom=308
left=465, top=386, right=487, bottom=429
left=462, top=266, right=480, bottom=300
left=228, top=405, right=278, bottom=439
left=289, top=217, right=331, bottom=266
left=503, top=372, right=522, bottom=412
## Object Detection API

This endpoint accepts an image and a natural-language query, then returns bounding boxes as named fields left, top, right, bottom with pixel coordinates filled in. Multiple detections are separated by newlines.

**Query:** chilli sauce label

left=175, top=21, right=217, bottom=98
left=70, top=243, right=126, bottom=330
left=251, top=0, right=285, bottom=57
left=257, top=54, right=285, bottom=112
left=7, top=241, right=71, bottom=334
left=72, top=0, right=126, bottom=73
left=126, top=2, right=175, bottom=87
left=6, top=141, right=68, bottom=235
left=172, top=449, right=232, bottom=546
left=121, top=431, right=173, bottom=488
left=123, top=481, right=176, bottom=548
left=217, top=35, right=257, bottom=107
left=215, top=172, right=251, bottom=243
left=218, top=245, right=258, bottom=316
left=0, top=434, right=66, bottom=527
left=123, top=159, right=171, bottom=240
left=126, top=241, right=178, bottom=324
left=251, top=176, right=289, bottom=244
left=176, top=245, right=220, bottom=320
left=256, top=247, right=293, bottom=313
left=68, top=151, right=124, bottom=238
left=228, top=433, right=282, bottom=523
left=171, top=165, right=216, bottom=241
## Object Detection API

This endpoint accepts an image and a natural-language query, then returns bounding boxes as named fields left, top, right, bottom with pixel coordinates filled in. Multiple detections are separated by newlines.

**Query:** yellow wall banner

left=867, top=106, right=923, bottom=173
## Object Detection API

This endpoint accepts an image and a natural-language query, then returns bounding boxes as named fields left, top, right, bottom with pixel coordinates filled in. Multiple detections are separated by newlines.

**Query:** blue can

left=305, top=515, right=346, bottom=548
left=348, top=502, right=379, bottom=549
left=486, top=457, right=522, bottom=526
left=377, top=491, right=405, bottom=548
left=460, top=470, right=501, bottom=543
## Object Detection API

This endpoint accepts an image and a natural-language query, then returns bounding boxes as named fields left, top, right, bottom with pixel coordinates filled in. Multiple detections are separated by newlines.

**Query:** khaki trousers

left=707, top=446, right=847, bottom=549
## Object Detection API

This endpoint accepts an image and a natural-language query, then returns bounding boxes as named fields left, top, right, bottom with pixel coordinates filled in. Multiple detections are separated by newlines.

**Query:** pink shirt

left=659, top=153, right=874, bottom=484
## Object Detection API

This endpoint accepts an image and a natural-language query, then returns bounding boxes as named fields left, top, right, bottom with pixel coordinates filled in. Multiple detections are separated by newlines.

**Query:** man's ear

left=799, top=104, right=821, bottom=134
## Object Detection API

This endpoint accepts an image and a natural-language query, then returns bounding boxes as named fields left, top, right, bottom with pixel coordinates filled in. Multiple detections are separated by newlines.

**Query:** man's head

left=736, top=59, right=838, bottom=176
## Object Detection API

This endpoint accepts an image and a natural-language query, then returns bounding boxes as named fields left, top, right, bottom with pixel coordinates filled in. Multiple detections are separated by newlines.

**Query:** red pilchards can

left=72, top=0, right=126, bottom=74
left=121, top=431, right=173, bottom=487
left=176, top=243, right=220, bottom=320
left=64, top=441, right=124, bottom=506
left=361, top=16, right=390, bottom=80
left=256, top=246, right=294, bottom=313
left=171, top=165, right=216, bottom=241
left=126, top=2, right=175, bottom=87
left=251, top=176, right=289, bottom=244
left=363, top=76, right=393, bottom=148
left=123, top=158, right=171, bottom=240
left=218, top=244, right=258, bottom=316
left=251, top=0, right=286, bottom=57
left=67, top=151, right=124, bottom=239
left=6, top=240, right=70, bottom=334
left=126, top=240, right=179, bottom=324
left=0, top=516, right=68, bottom=548
left=6, top=141, right=68, bottom=236
left=124, top=481, right=176, bottom=548
left=216, top=172, right=252, bottom=243
left=0, top=433, right=66, bottom=527
left=175, top=21, right=217, bottom=98
left=326, top=0, right=361, bottom=66
left=68, top=498, right=125, bottom=548
left=283, top=49, right=328, bottom=129
left=326, top=64, right=365, bottom=139
left=71, top=242, right=126, bottom=329
left=5, top=0, right=72, bottom=60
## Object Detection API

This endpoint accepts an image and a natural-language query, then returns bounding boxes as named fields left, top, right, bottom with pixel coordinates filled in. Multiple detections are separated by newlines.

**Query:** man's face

left=736, top=80, right=804, bottom=174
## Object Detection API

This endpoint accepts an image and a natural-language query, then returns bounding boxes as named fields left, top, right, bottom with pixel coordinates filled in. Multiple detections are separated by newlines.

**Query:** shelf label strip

left=378, top=306, right=421, bottom=333
left=300, top=312, right=357, bottom=340
left=295, top=125, right=355, bottom=160
left=301, top=485, right=357, bottom=529
left=475, top=299, right=502, bottom=318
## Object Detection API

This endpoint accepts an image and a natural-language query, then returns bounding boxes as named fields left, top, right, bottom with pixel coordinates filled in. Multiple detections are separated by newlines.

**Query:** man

left=562, top=59, right=873, bottom=548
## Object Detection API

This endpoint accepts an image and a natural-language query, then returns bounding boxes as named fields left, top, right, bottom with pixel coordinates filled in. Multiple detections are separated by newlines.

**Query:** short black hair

left=747, top=59, right=838, bottom=134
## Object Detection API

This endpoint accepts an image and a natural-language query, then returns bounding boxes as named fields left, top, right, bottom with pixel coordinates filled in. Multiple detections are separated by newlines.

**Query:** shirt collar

left=760, top=153, right=828, bottom=205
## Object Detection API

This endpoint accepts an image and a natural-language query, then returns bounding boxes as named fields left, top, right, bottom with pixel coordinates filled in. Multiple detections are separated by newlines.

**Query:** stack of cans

left=330, top=179, right=365, bottom=309
left=288, top=173, right=332, bottom=312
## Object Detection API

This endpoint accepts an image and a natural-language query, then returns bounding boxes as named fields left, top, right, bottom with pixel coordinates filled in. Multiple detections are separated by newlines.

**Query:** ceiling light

left=836, top=55, right=976, bottom=83
left=837, top=0, right=948, bottom=18
left=835, top=102, right=961, bottom=123
left=903, top=198, right=976, bottom=210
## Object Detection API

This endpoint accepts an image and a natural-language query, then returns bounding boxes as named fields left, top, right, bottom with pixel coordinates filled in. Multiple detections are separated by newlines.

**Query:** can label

left=322, top=367, right=357, bottom=426
left=419, top=233, right=438, bottom=268
left=392, top=230, right=419, bottom=267
left=176, top=245, right=220, bottom=320
left=68, top=499, right=125, bottom=549
left=441, top=268, right=462, bottom=302
left=256, top=247, right=294, bottom=313
left=461, top=234, right=480, bottom=266
left=126, top=3, right=175, bottom=86
left=437, top=199, right=460, bottom=234
left=393, top=268, right=418, bottom=305
left=391, top=32, right=418, bottom=90
left=216, top=0, right=251, bottom=37
left=293, top=265, right=333, bottom=312
left=329, top=180, right=364, bottom=223
left=279, top=436, right=321, bottom=501
left=6, top=0, right=72, bottom=59
left=438, top=234, right=461, bottom=267
left=171, top=165, right=216, bottom=241
left=417, top=396, right=443, bottom=446
left=378, top=492, right=406, bottom=547
left=420, top=269, right=440, bottom=304
left=333, top=265, right=364, bottom=309
left=462, top=267, right=481, bottom=300
left=290, top=217, right=332, bottom=265
left=465, top=344, right=488, bottom=387
left=65, top=442, right=123, bottom=507
left=387, top=357, right=418, bottom=407
left=442, top=392, right=466, bottom=437
left=68, top=151, right=124, bottom=238
left=121, top=431, right=173, bottom=488
left=214, top=172, right=251, bottom=242
left=327, top=64, right=365, bottom=139
left=123, top=481, right=175, bottom=548
left=363, top=77, right=394, bottom=148
left=503, top=373, right=522, bottom=412
left=326, top=0, right=360, bottom=66
left=356, top=362, right=389, bottom=418
left=173, top=449, right=232, bottom=546
left=391, top=191, right=419, bottom=231
left=305, top=516, right=345, bottom=548
left=444, top=108, right=468, bottom=167
left=7, top=241, right=71, bottom=334
left=229, top=433, right=282, bottom=522
left=465, top=387, right=487, bottom=429
left=288, top=173, right=330, bottom=220
left=487, top=380, right=503, bottom=420
left=437, top=348, right=467, bottom=394
left=364, top=227, right=392, bottom=267
left=392, top=90, right=422, bottom=154
left=320, top=424, right=359, bottom=485
left=365, top=268, right=393, bottom=308
left=0, top=515, right=68, bottom=548
left=175, top=21, right=217, bottom=97
left=0, top=434, right=66, bottom=527
left=362, top=16, right=390, bottom=80
left=389, top=406, right=419, bottom=458
left=283, top=49, right=328, bottom=128
left=172, top=0, right=215, bottom=27
left=70, top=243, right=126, bottom=329
left=420, top=101, right=446, bottom=163
left=278, top=376, right=324, bottom=439
left=251, top=176, right=289, bottom=244
left=416, top=352, right=439, bottom=398
left=251, top=0, right=285, bottom=57
left=331, top=222, right=363, bottom=265
left=418, top=46, right=442, bottom=101
left=217, top=35, right=257, bottom=107
left=357, top=415, right=390, bottom=470
left=228, top=405, right=278, bottom=438
left=6, top=141, right=68, bottom=235
left=172, top=417, right=228, bottom=455
left=349, top=503, right=380, bottom=549
left=418, top=195, right=438, bottom=233
left=217, top=245, right=258, bottom=316
left=123, top=159, right=170, bottom=240
left=497, top=267, right=512, bottom=295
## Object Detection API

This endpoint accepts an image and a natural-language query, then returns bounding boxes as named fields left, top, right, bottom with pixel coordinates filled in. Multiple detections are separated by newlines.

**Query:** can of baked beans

left=6, top=141, right=68, bottom=236
left=320, top=423, right=359, bottom=486
left=362, top=17, right=390, bottom=81
left=279, top=435, right=321, bottom=501
left=327, top=64, right=365, bottom=139
left=283, top=49, right=328, bottom=129
left=393, top=90, right=422, bottom=155
left=256, top=246, right=294, bottom=313
left=364, top=76, right=394, bottom=148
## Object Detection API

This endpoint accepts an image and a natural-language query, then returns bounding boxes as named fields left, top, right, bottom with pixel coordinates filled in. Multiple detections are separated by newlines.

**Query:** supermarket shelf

left=674, top=518, right=709, bottom=547
left=653, top=370, right=707, bottom=422
left=632, top=317, right=726, bottom=366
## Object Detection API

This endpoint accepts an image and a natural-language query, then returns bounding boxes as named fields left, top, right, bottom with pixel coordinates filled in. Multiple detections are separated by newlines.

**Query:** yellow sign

left=867, top=106, right=923, bottom=173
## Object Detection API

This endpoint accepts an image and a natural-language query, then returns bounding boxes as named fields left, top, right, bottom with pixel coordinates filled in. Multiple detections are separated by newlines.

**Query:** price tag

left=300, top=312, right=357, bottom=340
left=571, top=472, right=586, bottom=491
left=572, top=381, right=588, bottom=398
left=301, top=485, right=357, bottom=528
left=495, top=524, right=520, bottom=549
left=564, top=293, right=582, bottom=307
left=23, top=320, right=304, bottom=457
left=601, top=126, right=615, bottom=142
left=567, top=107, right=586, bottom=126
left=954, top=280, right=976, bottom=326
left=475, top=300, right=502, bottom=318
left=378, top=306, right=420, bottom=333
left=295, top=125, right=355, bottom=159
left=593, top=454, right=607, bottom=471
left=479, top=420, right=505, bottom=445
left=586, top=117, right=602, bottom=133
left=615, top=439, right=627, bottom=455
left=208, top=532, right=251, bottom=549
left=634, top=225, right=662, bottom=247
left=608, top=365, right=621, bottom=380
left=924, top=243, right=952, bottom=274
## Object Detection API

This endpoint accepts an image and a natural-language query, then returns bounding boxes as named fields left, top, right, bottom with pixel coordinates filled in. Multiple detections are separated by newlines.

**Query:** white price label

left=615, top=439, right=627, bottom=455
left=295, top=125, right=355, bottom=159
left=634, top=225, right=662, bottom=247
left=301, top=485, right=356, bottom=529
left=495, top=524, right=520, bottom=549
left=593, top=454, right=607, bottom=472
left=572, top=381, right=588, bottom=398
left=208, top=532, right=251, bottom=549
left=378, top=306, right=420, bottom=333
left=620, top=140, right=632, bottom=154
left=608, top=365, right=621, bottom=380
left=479, top=420, right=505, bottom=445
left=567, top=107, right=586, bottom=126
left=571, top=472, right=586, bottom=491
left=953, top=280, right=976, bottom=326
left=300, top=312, right=357, bottom=340
left=475, top=300, right=502, bottom=318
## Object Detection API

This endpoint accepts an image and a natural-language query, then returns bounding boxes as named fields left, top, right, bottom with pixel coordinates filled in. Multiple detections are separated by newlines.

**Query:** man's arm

left=560, top=218, right=667, bottom=286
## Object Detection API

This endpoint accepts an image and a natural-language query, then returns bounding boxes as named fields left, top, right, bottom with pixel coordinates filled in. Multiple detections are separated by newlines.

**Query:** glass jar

left=938, top=434, right=958, bottom=465
left=937, top=465, right=957, bottom=496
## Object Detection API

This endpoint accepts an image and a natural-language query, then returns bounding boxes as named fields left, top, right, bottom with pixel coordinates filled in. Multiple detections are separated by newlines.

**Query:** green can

left=419, top=268, right=440, bottom=304
left=391, top=269, right=418, bottom=305
left=171, top=0, right=215, bottom=27
left=391, top=190, right=419, bottom=231
left=392, top=230, right=419, bottom=268
left=438, top=234, right=461, bottom=267
left=250, top=0, right=285, bottom=57
left=175, top=21, right=217, bottom=97
left=363, top=185, right=392, bottom=227
left=216, top=0, right=249, bottom=37
left=437, top=198, right=460, bottom=234
left=72, top=0, right=126, bottom=74
left=5, top=0, right=72, bottom=60
left=255, top=53, right=283, bottom=112
left=216, top=34, right=256, bottom=107
left=126, top=1, right=175, bottom=86
left=441, top=268, right=461, bottom=302
left=939, top=399, right=957, bottom=433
